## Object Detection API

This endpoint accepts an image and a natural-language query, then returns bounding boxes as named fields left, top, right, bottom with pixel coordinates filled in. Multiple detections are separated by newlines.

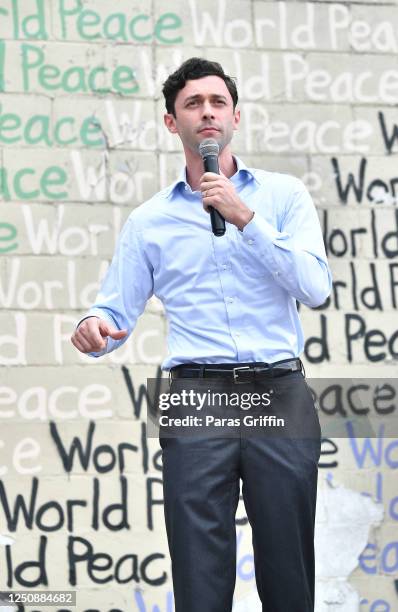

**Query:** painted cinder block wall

left=0, top=1, right=397, bottom=610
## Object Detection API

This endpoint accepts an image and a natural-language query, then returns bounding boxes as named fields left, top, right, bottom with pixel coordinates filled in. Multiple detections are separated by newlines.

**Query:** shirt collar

left=164, top=155, right=259, bottom=200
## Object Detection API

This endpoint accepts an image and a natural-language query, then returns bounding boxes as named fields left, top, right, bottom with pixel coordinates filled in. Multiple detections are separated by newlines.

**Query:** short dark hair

left=162, top=57, right=238, bottom=117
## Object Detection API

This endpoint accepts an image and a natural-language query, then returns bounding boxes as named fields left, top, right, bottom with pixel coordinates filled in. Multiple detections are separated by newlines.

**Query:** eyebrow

left=183, top=94, right=228, bottom=104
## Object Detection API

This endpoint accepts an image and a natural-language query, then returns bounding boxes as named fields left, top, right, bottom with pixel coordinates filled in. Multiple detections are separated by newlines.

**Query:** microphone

left=198, top=138, right=226, bottom=237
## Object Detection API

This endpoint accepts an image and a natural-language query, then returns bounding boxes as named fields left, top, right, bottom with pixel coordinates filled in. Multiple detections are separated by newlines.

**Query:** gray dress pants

left=159, top=370, right=321, bottom=612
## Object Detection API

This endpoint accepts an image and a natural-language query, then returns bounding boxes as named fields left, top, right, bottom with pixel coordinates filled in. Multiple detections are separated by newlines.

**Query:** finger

left=203, top=193, right=220, bottom=204
left=87, top=332, right=107, bottom=352
left=77, top=319, right=110, bottom=351
left=71, top=334, right=85, bottom=352
left=79, top=324, right=107, bottom=351
left=199, top=180, right=221, bottom=192
left=86, top=338, right=104, bottom=353
left=72, top=333, right=100, bottom=353
left=201, top=171, right=227, bottom=181
left=200, top=185, right=225, bottom=199
left=201, top=172, right=219, bottom=182
left=73, top=332, right=91, bottom=352
left=98, top=321, right=114, bottom=338
left=79, top=324, right=103, bottom=347
left=201, top=188, right=214, bottom=199
left=108, top=329, right=128, bottom=339
left=98, top=320, right=128, bottom=340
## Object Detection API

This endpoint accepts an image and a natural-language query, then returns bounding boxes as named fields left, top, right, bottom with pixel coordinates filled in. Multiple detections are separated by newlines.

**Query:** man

left=71, top=58, right=332, bottom=611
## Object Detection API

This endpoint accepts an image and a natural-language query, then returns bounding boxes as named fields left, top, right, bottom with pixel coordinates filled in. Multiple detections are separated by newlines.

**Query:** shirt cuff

left=239, top=213, right=291, bottom=276
left=241, top=212, right=288, bottom=245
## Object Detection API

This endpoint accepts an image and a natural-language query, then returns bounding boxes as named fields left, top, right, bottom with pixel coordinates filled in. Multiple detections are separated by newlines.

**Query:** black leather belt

left=170, top=358, right=303, bottom=384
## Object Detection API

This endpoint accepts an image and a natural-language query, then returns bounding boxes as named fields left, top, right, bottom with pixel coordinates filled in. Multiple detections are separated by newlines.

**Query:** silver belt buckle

left=233, top=366, right=251, bottom=384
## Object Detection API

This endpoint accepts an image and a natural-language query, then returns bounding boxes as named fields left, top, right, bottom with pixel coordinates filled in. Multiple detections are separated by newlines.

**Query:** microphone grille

left=199, top=138, right=219, bottom=158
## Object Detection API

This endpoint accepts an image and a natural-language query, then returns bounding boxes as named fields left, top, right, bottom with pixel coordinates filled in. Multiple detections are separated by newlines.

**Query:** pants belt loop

left=198, top=365, right=205, bottom=378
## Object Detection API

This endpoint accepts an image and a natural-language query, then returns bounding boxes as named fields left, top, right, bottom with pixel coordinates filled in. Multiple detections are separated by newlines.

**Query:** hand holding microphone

left=199, top=138, right=226, bottom=237
left=198, top=138, right=254, bottom=235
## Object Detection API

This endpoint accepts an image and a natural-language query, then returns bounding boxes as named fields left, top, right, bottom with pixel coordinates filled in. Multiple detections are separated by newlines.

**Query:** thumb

left=99, top=320, right=128, bottom=340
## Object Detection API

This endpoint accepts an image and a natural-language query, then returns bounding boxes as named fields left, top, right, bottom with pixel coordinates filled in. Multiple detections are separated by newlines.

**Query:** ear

left=233, top=108, right=240, bottom=131
left=164, top=113, right=178, bottom=134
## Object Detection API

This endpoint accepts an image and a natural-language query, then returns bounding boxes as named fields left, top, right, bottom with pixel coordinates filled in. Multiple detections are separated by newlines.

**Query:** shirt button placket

left=213, top=231, right=242, bottom=359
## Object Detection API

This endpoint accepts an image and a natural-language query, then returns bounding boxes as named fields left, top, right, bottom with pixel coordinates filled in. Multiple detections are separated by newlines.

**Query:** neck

left=185, top=146, right=237, bottom=191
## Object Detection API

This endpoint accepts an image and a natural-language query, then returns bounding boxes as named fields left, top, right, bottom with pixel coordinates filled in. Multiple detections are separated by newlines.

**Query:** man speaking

left=71, top=58, right=332, bottom=611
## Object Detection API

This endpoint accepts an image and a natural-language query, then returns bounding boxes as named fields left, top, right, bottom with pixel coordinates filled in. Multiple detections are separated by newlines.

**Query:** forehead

left=175, top=75, right=232, bottom=104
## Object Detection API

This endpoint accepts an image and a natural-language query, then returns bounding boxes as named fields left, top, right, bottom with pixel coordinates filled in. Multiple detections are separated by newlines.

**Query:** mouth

left=199, top=127, right=220, bottom=134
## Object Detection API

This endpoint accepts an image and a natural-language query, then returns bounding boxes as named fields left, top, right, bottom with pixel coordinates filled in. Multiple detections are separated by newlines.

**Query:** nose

left=202, top=100, right=215, bottom=120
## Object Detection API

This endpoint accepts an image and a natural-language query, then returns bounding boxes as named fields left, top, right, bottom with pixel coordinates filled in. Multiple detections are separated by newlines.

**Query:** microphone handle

left=203, top=155, right=226, bottom=237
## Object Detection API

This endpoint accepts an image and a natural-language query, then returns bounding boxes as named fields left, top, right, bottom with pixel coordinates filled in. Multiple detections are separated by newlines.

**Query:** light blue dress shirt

left=78, top=156, right=332, bottom=370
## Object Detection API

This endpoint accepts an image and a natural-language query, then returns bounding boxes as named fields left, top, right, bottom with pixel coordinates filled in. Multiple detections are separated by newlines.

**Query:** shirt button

left=184, top=185, right=189, bottom=191
left=227, top=297, right=234, bottom=303
left=275, top=271, right=280, bottom=276
left=222, top=264, right=228, bottom=270
left=247, top=239, right=254, bottom=245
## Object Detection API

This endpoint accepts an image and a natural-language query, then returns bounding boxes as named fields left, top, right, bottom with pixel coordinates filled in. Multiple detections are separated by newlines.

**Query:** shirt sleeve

left=77, top=216, right=154, bottom=358
left=240, top=178, right=332, bottom=308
